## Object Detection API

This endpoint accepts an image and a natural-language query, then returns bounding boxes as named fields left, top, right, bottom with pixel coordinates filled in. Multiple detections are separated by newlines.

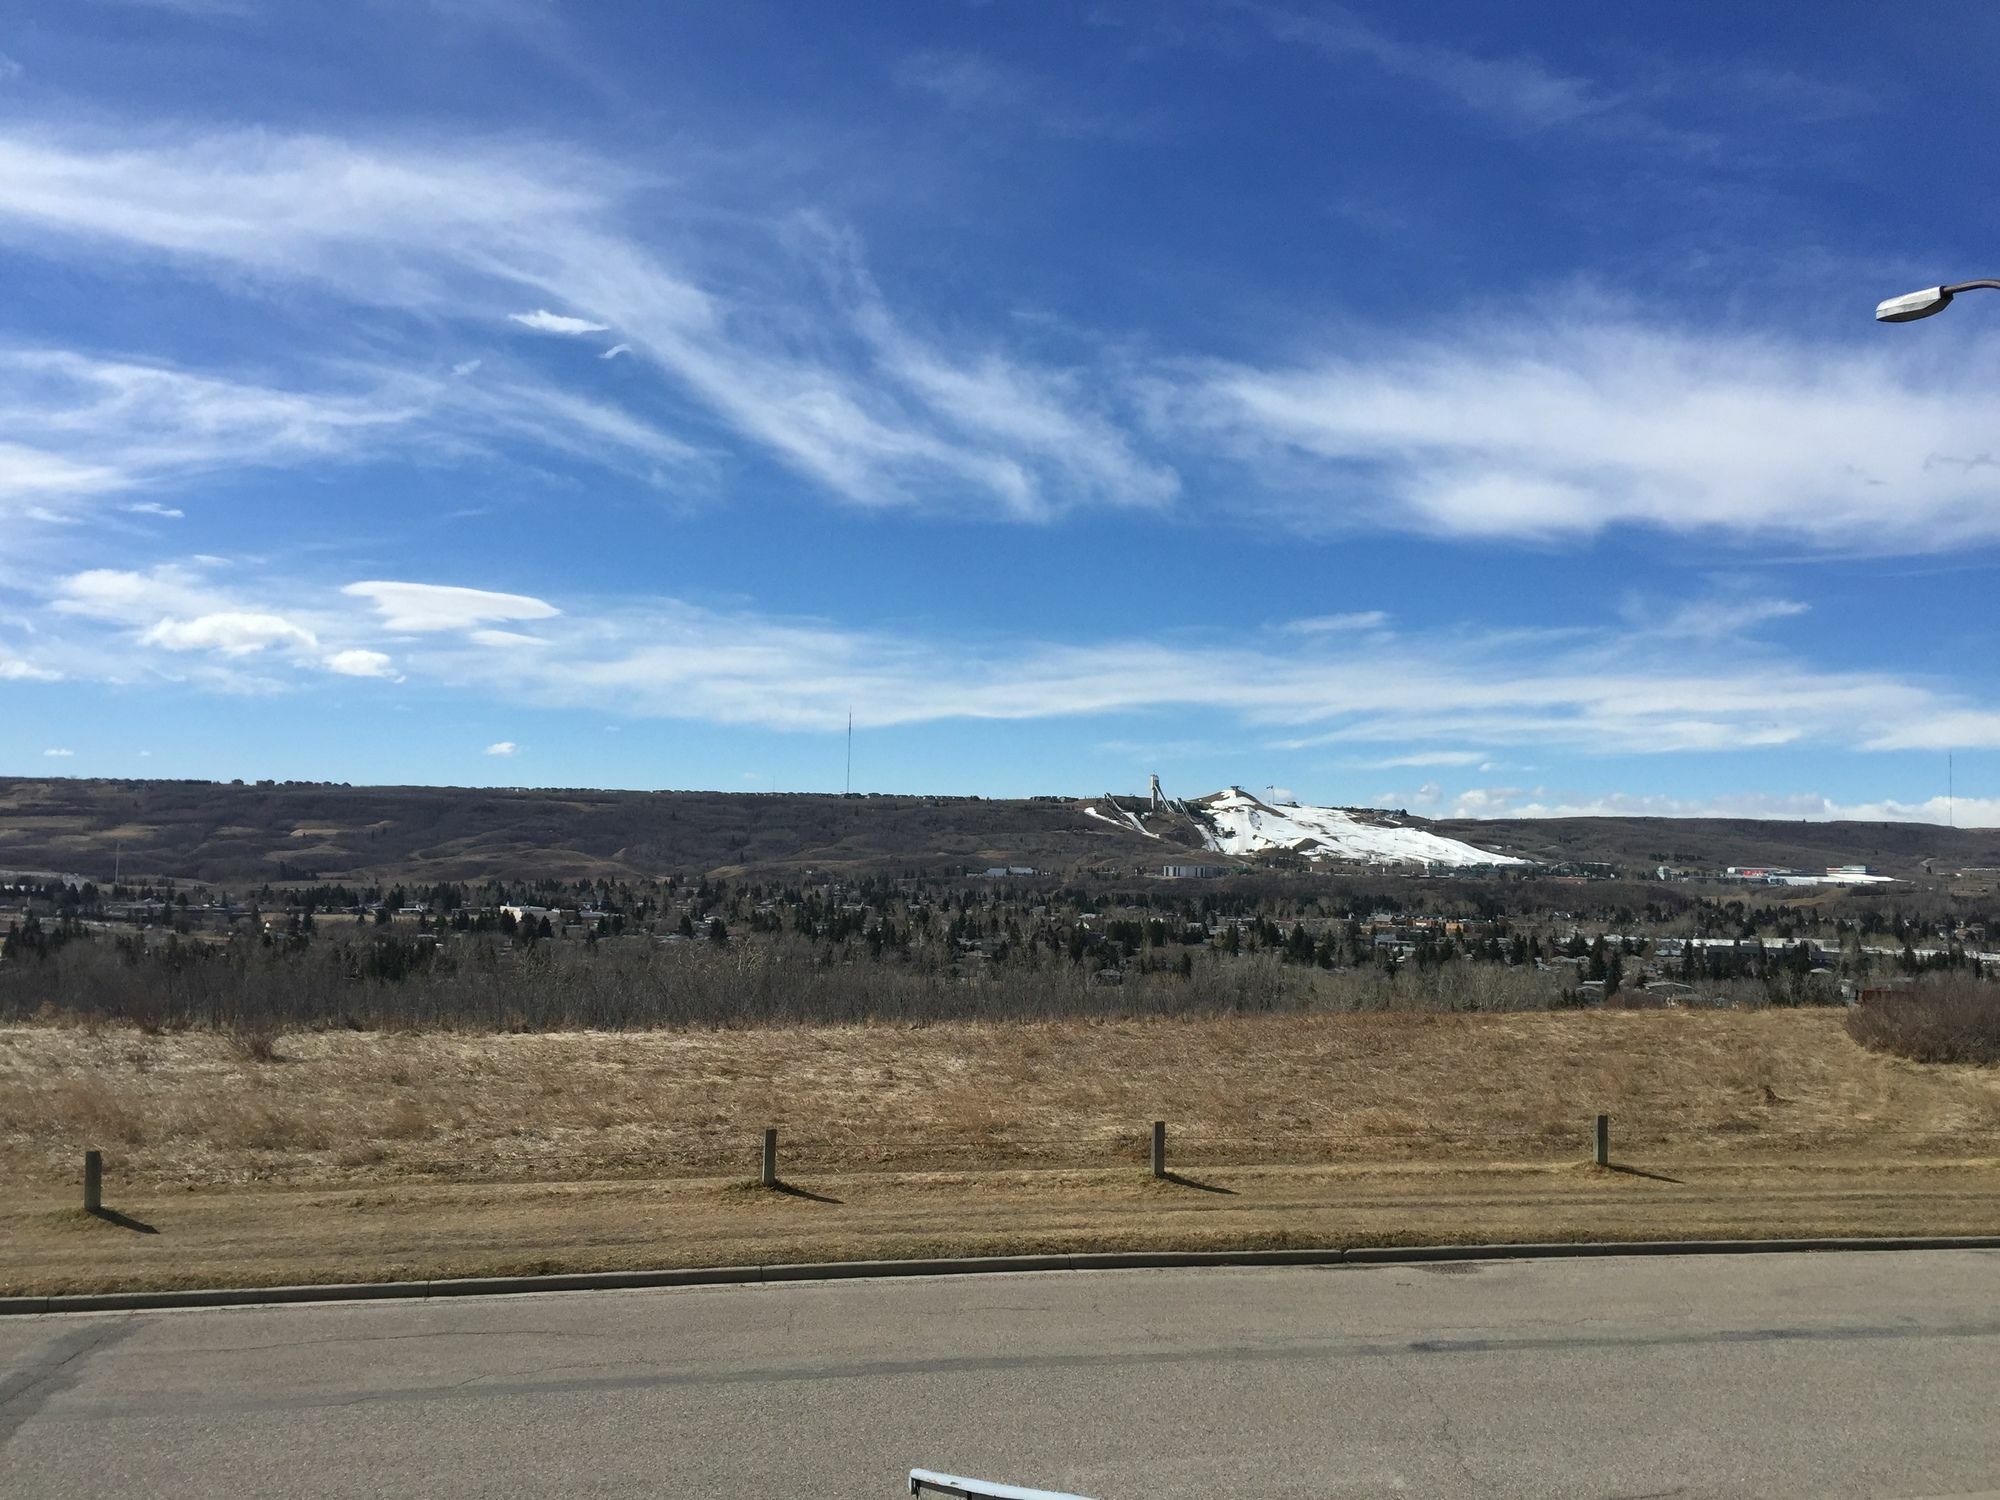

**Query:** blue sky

left=2, top=0, right=1999, bottom=823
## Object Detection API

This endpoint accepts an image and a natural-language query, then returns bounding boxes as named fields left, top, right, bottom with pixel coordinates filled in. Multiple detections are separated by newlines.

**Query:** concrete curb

left=6, top=1234, right=2000, bottom=1315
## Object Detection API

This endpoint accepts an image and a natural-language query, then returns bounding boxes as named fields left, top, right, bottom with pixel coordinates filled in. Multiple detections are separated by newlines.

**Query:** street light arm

left=1942, top=279, right=2000, bottom=295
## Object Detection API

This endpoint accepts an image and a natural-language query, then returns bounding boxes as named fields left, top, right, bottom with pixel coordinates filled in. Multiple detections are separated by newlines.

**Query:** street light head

left=1876, top=286, right=1954, bottom=322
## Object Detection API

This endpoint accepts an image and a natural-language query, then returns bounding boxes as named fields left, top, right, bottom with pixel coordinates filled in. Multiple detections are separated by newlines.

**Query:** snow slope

left=1196, top=787, right=1526, bottom=867
left=1083, top=804, right=1159, bottom=839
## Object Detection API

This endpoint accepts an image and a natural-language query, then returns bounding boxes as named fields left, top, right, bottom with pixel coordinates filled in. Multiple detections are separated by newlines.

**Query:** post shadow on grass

left=763, top=1179, right=844, bottom=1205
left=1157, top=1170, right=1236, bottom=1195
left=1597, top=1161, right=1685, bottom=1185
left=88, top=1206, right=160, bottom=1234
left=754, top=1129, right=840, bottom=1202
left=1587, top=1116, right=1683, bottom=1184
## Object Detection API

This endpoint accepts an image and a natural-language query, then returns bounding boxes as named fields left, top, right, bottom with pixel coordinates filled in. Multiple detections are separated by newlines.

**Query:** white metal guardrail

left=909, top=1468, right=1097, bottom=1500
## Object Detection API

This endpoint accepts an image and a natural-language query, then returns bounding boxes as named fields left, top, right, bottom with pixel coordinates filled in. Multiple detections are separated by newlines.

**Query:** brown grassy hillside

left=3, top=775, right=1995, bottom=885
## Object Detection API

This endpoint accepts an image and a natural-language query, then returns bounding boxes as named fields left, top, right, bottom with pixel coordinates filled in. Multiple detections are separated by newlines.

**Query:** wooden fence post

left=84, top=1149, right=103, bottom=1213
left=1593, top=1113, right=1609, bottom=1167
left=1150, top=1120, right=1166, bottom=1179
left=761, top=1127, right=778, bottom=1187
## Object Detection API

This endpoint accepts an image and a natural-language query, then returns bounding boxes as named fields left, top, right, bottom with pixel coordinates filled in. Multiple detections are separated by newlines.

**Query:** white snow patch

left=1084, top=802, right=1159, bottom=839
left=1198, top=787, right=1525, bottom=867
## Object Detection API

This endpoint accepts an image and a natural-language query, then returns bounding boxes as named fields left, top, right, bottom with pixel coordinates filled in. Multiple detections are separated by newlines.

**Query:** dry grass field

left=5, top=1009, right=1999, bottom=1294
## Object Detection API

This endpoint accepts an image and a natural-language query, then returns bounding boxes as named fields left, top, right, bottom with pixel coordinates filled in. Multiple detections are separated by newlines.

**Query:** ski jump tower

left=1149, top=773, right=1166, bottom=811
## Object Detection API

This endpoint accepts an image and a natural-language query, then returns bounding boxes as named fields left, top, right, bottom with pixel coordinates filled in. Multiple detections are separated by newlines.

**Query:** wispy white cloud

left=1824, top=795, right=2000, bottom=828
left=599, top=343, right=630, bottom=360
left=0, top=344, right=695, bottom=526
left=1254, top=4, right=1667, bottom=140
left=0, top=440, right=126, bottom=509
left=1180, top=318, right=2000, bottom=550
left=483, top=739, right=517, bottom=756
left=0, top=351, right=419, bottom=523
left=324, top=647, right=398, bottom=679
left=0, top=657, right=61, bottom=681
left=343, top=580, right=560, bottom=633
left=0, top=127, right=1174, bottom=523
left=42, top=746, right=73, bottom=757
left=846, top=288, right=1178, bottom=517
left=1250, top=4, right=1870, bottom=153
left=1093, top=737, right=1232, bottom=763
left=1626, top=590, right=1810, bottom=642
left=1862, top=711, right=2000, bottom=752
left=1280, top=611, right=1388, bottom=635
left=4, top=349, right=421, bottom=475
left=1387, top=782, right=2000, bottom=829
left=139, top=610, right=318, bottom=656
left=0, top=130, right=608, bottom=291
left=20, top=558, right=2000, bottom=772
left=415, top=0, right=569, bottom=43
left=3, top=124, right=1990, bottom=553
left=509, top=309, right=610, bottom=335
left=88, top=0, right=256, bottom=14
left=47, top=565, right=402, bottom=689
left=376, top=588, right=1972, bottom=762
left=895, top=49, right=1159, bottom=141
left=897, top=50, right=1037, bottom=112
left=1356, top=750, right=1487, bottom=769
left=53, top=565, right=234, bottom=624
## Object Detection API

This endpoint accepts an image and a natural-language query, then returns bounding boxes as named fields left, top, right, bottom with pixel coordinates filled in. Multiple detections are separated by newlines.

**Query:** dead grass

left=4, top=1010, right=1997, bottom=1192
left=3, top=1010, right=1997, bottom=1294
left=225, top=1023, right=282, bottom=1065
left=6, top=1159, right=2000, bottom=1297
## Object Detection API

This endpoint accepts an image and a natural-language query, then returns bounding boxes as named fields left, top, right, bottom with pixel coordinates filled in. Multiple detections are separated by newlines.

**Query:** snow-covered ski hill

left=1194, top=787, right=1527, bottom=868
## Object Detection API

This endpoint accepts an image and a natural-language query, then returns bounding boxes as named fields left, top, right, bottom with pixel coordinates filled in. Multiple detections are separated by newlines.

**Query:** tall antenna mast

left=846, top=709, right=853, bottom=796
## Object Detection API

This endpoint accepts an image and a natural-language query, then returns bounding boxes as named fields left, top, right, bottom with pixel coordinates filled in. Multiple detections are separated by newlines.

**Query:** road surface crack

left=0, top=1319, right=139, bottom=1448
left=1394, top=1349, right=1477, bottom=1489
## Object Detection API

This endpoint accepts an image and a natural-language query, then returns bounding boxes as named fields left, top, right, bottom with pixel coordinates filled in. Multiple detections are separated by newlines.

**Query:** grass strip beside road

left=5, top=1009, right=1998, bottom=1296
left=9, top=1158, right=2000, bottom=1297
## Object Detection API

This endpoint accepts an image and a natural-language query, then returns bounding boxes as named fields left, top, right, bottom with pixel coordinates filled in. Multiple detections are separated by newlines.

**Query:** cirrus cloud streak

left=24, top=563, right=1997, bottom=761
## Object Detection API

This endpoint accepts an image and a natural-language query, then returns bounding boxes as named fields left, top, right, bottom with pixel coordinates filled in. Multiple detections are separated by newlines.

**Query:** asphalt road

left=3, top=1251, right=1998, bottom=1499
